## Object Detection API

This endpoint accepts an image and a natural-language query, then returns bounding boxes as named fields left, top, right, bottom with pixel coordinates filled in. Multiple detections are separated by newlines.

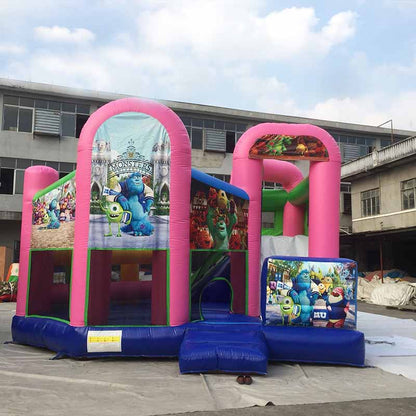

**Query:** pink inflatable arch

left=16, top=98, right=192, bottom=327
left=231, top=123, right=341, bottom=317
left=72, top=98, right=191, bottom=327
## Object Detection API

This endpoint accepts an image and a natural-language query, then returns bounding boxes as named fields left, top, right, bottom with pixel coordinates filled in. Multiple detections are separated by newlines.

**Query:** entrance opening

left=28, top=249, right=72, bottom=321
left=190, top=251, right=246, bottom=321
left=87, top=249, right=167, bottom=326
left=199, top=277, right=233, bottom=321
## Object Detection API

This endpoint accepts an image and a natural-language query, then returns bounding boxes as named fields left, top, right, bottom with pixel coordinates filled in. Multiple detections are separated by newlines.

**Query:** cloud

left=6, top=1, right=415, bottom=131
left=302, top=92, right=416, bottom=131
left=136, top=3, right=357, bottom=62
left=321, top=11, right=357, bottom=46
left=34, top=26, right=95, bottom=44
left=231, top=72, right=297, bottom=115
left=383, top=0, right=416, bottom=11
left=0, top=43, right=25, bottom=54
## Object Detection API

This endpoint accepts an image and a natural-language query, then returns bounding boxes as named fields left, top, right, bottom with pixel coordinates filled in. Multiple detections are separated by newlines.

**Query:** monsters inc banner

left=190, top=178, right=248, bottom=251
left=262, top=257, right=357, bottom=329
left=89, top=112, right=171, bottom=249
left=31, top=173, right=76, bottom=249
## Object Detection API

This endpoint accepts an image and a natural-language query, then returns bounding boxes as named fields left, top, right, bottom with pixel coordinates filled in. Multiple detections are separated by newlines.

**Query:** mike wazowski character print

left=265, top=259, right=357, bottom=329
left=100, top=201, right=132, bottom=237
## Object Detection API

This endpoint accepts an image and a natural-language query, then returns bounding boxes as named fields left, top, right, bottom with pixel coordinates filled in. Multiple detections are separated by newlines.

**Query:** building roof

left=1, top=77, right=415, bottom=139
left=341, top=135, right=416, bottom=180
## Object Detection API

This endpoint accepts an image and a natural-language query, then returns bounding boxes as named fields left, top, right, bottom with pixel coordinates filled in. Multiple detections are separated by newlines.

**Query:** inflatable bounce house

left=12, top=98, right=365, bottom=374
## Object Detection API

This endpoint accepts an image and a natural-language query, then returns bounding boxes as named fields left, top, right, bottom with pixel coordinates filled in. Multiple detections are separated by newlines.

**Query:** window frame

left=13, top=169, right=25, bottom=194
left=0, top=167, right=15, bottom=195
left=361, top=188, right=380, bottom=217
left=2, top=95, right=90, bottom=137
left=177, top=114, right=247, bottom=152
left=2, top=96, right=34, bottom=133
left=401, top=178, right=416, bottom=211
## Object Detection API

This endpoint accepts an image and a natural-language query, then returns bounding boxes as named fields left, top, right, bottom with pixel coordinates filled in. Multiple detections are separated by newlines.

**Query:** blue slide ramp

left=179, top=324, right=269, bottom=374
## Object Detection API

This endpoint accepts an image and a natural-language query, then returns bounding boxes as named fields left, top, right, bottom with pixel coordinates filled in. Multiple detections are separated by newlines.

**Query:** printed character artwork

left=265, top=259, right=357, bottom=329
left=31, top=175, right=76, bottom=249
left=249, top=134, right=329, bottom=161
left=190, top=179, right=248, bottom=250
left=89, top=112, right=170, bottom=249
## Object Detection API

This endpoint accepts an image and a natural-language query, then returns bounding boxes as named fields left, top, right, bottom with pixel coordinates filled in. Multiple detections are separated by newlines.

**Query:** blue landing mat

left=179, top=325, right=269, bottom=375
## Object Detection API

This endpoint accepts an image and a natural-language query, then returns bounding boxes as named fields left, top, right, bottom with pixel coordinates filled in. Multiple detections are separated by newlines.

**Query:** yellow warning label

left=88, top=336, right=121, bottom=343
left=87, top=330, right=122, bottom=353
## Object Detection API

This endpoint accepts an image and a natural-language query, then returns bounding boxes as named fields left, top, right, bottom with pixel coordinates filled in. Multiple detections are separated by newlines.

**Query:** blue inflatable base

left=12, top=315, right=365, bottom=373
left=180, top=325, right=268, bottom=374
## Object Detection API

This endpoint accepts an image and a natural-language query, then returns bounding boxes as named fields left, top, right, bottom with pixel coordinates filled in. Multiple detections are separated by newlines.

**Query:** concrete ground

left=357, top=300, right=416, bottom=320
left=0, top=301, right=415, bottom=416
left=169, top=302, right=416, bottom=416
left=165, top=398, right=416, bottom=416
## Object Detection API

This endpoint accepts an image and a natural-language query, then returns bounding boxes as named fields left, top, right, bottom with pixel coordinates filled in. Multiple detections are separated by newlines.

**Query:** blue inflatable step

left=179, top=326, right=269, bottom=374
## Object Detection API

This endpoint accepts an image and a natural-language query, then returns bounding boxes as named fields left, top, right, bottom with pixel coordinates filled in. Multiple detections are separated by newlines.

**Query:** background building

left=341, top=136, right=416, bottom=275
left=1, top=78, right=415, bottom=277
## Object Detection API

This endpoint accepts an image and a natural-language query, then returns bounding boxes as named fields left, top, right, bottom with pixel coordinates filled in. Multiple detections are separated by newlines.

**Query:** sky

left=1, top=0, right=416, bottom=130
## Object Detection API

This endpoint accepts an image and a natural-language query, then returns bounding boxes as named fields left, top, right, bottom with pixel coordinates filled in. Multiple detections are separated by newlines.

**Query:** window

left=331, top=133, right=376, bottom=162
left=35, top=99, right=48, bottom=109
left=225, top=122, right=235, bottom=131
left=45, top=161, right=59, bottom=170
left=361, top=188, right=380, bottom=217
left=192, top=118, right=203, bottom=128
left=13, top=240, right=20, bottom=263
left=2, top=95, right=90, bottom=137
left=3, top=106, right=18, bottom=130
left=64, top=103, right=90, bottom=138
left=401, top=178, right=416, bottom=210
left=19, top=108, right=33, bottom=132
left=0, top=168, right=14, bottom=194
left=342, top=193, right=351, bottom=214
left=226, top=131, right=235, bottom=153
left=16, top=159, right=31, bottom=169
left=210, top=174, right=230, bottom=183
left=14, top=170, right=25, bottom=194
left=262, top=181, right=282, bottom=189
left=180, top=116, right=191, bottom=126
left=62, top=113, right=76, bottom=137
left=203, top=119, right=214, bottom=128
left=340, top=183, right=351, bottom=193
left=176, top=114, right=247, bottom=152
left=75, top=114, right=89, bottom=138
left=0, top=157, right=16, bottom=168
left=0, top=159, right=75, bottom=194
left=2, top=95, right=34, bottom=132
left=191, top=128, right=203, bottom=149
left=215, top=120, right=225, bottom=130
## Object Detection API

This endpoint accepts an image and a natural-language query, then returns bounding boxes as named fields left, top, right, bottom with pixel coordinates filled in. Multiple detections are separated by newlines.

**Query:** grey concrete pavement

left=357, top=300, right=416, bottom=320
left=1, top=302, right=416, bottom=416
left=164, top=397, right=416, bottom=416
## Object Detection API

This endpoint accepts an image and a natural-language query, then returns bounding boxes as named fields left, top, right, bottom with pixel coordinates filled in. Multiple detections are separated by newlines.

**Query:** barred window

left=2, top=95, right=90, bottom=137
left=178, top=114, right=247, bottom=152
left=401, top=178, right=416, bottom=210
left=361, top=188, right=380, bottom=217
